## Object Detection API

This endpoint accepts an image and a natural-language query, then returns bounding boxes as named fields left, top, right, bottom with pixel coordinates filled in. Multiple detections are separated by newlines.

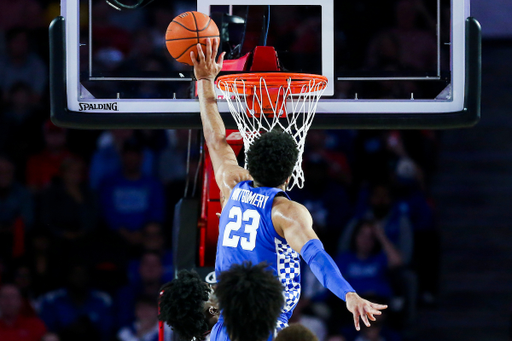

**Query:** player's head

left=215, top=262, right=284, bottom=341
left=159, top=270, right=218, bottom=341
left=246, top=130, right=298, bottom=188
left=274, top=323, right=318, bottom=341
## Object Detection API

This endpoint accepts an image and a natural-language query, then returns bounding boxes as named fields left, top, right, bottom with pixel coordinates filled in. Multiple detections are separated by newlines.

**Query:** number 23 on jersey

left=222, top=206, right=261, bottom=251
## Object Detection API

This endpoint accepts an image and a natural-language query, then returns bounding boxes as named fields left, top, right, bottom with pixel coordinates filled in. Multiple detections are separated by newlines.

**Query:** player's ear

left=209, top=306, right=219, bottom=316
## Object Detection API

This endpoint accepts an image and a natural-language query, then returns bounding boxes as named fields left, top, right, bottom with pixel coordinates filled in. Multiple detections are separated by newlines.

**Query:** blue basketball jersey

left=215, top=180, right=301, bottom=330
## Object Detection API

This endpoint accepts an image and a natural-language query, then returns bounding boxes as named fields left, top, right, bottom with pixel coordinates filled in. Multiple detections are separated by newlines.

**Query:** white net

left=217, top=73, right=328, bottom=190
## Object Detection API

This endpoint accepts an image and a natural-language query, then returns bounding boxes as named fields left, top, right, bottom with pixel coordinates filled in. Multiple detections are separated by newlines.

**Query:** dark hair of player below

left=246, top=130, right=299, bottom=188
left=215, top=262, right=285, bottom=341
left=275, top=323, right=319, bottom=341
left=158, top=270, right=211, bottom=341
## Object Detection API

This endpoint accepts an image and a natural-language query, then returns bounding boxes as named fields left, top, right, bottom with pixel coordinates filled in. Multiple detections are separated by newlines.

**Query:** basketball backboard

left=50, top=0, right=480, bottom=129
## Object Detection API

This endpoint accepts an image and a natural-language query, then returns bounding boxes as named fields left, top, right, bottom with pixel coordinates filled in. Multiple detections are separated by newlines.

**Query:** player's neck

left=252, top=181, right=287, bottom=191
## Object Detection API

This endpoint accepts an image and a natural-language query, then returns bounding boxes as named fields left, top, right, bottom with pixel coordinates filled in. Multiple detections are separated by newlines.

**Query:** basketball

left=165, top=11, right=220, bottom=66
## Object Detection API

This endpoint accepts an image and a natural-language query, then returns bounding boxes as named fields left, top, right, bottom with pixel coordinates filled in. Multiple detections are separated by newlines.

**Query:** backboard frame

left=50, top=5, right=481, bottom=129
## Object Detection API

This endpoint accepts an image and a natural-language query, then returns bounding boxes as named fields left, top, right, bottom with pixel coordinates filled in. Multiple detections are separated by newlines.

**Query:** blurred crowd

left=0, top=1, right=442, bottom=341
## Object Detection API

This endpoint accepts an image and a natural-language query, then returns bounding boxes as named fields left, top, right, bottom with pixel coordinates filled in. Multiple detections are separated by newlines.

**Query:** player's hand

left=191, top=38, right=225, bottom=82
left=345, top=292, right=388, bottom=331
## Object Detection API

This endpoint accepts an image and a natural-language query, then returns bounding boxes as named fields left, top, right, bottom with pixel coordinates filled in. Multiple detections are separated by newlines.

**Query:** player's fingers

left=212, top=37, right=219, bottom=57
left=190, top=51, right=198, bottom=66
left=366, top=311, right=377, bottom=321
left=366, top=306, right=382, bottom=316
left=361, top=311, right=371, bottom=328
left=196, top=43, right=205, bottom=62
left=205, top=38, right=212, bottom=63
left=217, top=51, right=226, bottom=68
left=353, top=310, right=360, bottom=331
left=371, top=303, right=388, bottom=310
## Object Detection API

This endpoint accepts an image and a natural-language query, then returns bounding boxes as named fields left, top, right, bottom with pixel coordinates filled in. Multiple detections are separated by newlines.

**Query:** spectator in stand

left=98, top=138, right=164, bottom=249
left=38, top=264, right=113, bottom=341
left=303, top=129, right=353, bottom=188
left=0, top=0, right=36, bottom=31
left=7, top=262, right=38, bottom=317
left=0, top=155, right=33, bottom=262
left=39, top=157, right=97, bottom=241
left=340, top=183, right=413, bottom=265
left=91, top=1, right=131, bottom=58
left=127, top=223, right=173, bottom=284
left=336, top=220, right=402, bottom=303
left=26, top=121, right=75, bottom=192
left=288, top=297, right=328, bottom=341
left=115, top=251, right=164, bottom=329
left=20, top=229, right=59, bottom=297
left=290, top=158, right=352, bottom=253
left=0, top=27, right=47, bottom=99
left=338, top=194, right=417, bottom=327
left=0, top=82, right=44, bottom=178
left=41, top=333, right=60, bottom=341
left=365, top=0, right=436, bottom=73
left=89, top=130, right=154, bottom=190
left=352, top=131, right=396, bottom=187
left=0, top=283, right=47, bottom=341
left=117, top=295, right=160, bottom=341
left=391, top=157, right=439, bottom=306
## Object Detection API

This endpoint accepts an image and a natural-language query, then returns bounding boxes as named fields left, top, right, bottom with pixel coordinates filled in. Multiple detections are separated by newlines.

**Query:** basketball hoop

left=217, top=72, right=328, bottom=190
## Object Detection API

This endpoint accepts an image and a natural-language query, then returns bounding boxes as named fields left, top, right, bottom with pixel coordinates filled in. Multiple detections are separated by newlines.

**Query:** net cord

left=217, top=76, right=326, bottom=190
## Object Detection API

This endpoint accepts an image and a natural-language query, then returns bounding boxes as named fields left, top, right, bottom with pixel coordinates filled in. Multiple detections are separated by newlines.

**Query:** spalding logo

left=78, top=103, right=119, bottom=111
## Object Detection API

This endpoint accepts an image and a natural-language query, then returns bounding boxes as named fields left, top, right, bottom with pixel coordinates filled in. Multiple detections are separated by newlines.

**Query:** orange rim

left=216, top=72, right=328, bottom=95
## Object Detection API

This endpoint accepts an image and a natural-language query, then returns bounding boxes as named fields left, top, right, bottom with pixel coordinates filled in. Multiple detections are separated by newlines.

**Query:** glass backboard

left=50, top=0, right=481, bottom=129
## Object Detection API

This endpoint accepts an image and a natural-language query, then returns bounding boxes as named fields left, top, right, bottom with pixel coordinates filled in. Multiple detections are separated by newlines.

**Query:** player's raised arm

left=273, top=199, right=388, bottom=331
left=191, top=39, right=251, bottom=197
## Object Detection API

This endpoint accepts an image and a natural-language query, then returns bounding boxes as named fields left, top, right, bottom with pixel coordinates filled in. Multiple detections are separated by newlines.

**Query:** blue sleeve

left=301, top=239, right=355, bottom=301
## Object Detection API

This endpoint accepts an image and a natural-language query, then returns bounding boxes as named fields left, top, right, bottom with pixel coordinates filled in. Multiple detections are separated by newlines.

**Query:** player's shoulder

left=273, top=196, right=312, bottom=220
left=217, top=163, right=251, bottom=190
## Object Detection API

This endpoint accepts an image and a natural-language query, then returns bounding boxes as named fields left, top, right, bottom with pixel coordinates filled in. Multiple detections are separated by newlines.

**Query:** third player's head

left=216, top=262, right=284, bottom=341
left=246, top=131, right=299, bottom=188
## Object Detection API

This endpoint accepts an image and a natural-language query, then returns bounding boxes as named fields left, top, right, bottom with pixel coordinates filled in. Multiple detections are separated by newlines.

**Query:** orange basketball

left=165, top=11, right=220, bottom=66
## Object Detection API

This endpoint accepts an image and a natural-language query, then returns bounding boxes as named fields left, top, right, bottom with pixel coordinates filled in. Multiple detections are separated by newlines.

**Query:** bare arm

left=373, top=223, right=403, bottom=268
left=272, top=197, right=318, bottom=253
left=191, top=39, right=251, bottom=199
left=272, top=199, right=387, bottom=330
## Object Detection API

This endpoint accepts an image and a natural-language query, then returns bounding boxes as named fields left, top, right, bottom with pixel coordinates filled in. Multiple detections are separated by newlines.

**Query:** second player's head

left=246, top=130, right=298, bottom=188
left=216, top=262, right=284, bottom=341
left=159, top=270, right=218, bottom=341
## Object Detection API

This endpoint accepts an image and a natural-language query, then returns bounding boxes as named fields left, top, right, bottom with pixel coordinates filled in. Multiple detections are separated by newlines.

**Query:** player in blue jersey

left=164, top=38, right=386, bottom=341
left=159, top=261, right=283, bottom=341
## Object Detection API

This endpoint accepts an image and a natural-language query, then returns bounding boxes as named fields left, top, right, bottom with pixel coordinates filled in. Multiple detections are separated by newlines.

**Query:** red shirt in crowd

left=0, top=315, right=47, bottom=341
left=26, top=149, right=74, bottom=190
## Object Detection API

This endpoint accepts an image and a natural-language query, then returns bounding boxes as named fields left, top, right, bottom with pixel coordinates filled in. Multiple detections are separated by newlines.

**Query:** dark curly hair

left=216, top=262, right=284, bottom=341
left=246, top=131, right=298, bottom=188
left=275, top=324, right=318, bottom=341
left=158, top=270, right=210, bottom=341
